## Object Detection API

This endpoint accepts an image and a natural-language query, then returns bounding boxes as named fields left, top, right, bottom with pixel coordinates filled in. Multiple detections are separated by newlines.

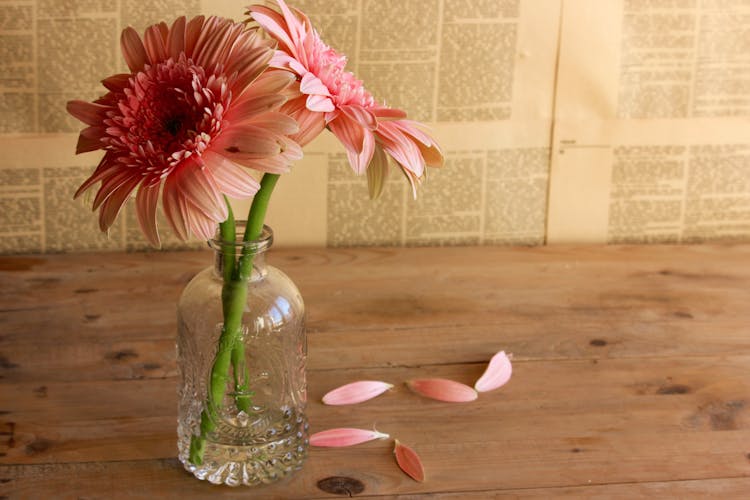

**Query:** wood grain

left=1, top=244, right=749, bottom=498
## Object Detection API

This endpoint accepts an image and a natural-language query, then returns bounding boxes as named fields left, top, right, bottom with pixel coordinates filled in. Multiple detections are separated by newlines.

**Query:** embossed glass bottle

left=176, top=225, right=308, bottom=486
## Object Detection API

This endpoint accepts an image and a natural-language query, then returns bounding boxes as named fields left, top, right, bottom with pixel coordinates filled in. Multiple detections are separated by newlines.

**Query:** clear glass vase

left=176, top=225, right=308, bottom=486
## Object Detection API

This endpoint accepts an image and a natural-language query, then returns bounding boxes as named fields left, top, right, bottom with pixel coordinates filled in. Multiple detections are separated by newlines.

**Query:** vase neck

left=208, top=224, right=273, bottom=282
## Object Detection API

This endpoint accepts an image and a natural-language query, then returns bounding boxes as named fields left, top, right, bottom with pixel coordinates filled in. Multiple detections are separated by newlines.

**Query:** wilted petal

left=310, top=428, right=389, bottom=447
left=322, top=380, right=393, bottom=406
left=406, top=378, right=478, bottom=403
left=366, top=146, right=389, bottom=199
left=394, top=440, right=425, bottom=482
left=474, top=351, right=513, bottom=393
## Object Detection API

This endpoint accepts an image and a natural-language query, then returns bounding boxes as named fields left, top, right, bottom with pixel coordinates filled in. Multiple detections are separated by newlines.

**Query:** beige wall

left=1, top=0, right=748, bottom=253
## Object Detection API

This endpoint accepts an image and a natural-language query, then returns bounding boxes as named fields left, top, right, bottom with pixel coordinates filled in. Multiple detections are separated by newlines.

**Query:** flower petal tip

left=322, top=380, right=394, bottom=405
left=474, top=350, right=513, bottom=392
left=406, top=378, right=478, bottom=403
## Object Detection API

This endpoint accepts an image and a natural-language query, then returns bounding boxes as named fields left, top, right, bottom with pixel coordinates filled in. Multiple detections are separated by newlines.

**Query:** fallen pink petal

left=394, top=439, right=425, bottom=482
left=322, top=380, right=394, bottom=405
left=474, top=351, right=513, bottom=392
left=309, top=428, right=390, bottom=447
left=406, top=378, right=478, bottom=402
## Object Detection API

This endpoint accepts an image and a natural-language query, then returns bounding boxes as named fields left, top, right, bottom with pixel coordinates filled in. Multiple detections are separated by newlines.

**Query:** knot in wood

left=317, top=476, right=365, bottom=496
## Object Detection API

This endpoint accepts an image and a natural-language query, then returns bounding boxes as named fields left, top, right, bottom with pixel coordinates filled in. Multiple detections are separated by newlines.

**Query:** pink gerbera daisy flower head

left=68, top=16, right=302, bottom=246
left=247, top=0, right=444, bottom=199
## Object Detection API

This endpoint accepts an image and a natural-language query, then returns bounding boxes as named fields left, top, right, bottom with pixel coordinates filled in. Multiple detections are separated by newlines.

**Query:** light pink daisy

left=248, top=0, right=444, bottom=198
left=68, top=16, right=302, bottom=245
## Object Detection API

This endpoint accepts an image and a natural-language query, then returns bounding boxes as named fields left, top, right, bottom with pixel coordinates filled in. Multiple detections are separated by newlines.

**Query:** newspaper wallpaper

left=0, top=0, right=748, bottom=254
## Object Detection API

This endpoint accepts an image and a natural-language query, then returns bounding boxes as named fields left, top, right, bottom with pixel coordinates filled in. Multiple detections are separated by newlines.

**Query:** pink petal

left=162, top=179, right=189, bottom=240
left=306, top=94, right=335, bottom=112
left=280, top=97, right=326, bottom=147
left=322, top=380, right=393, bottom=406
left=377, top=121, right=425, bottom=178
left=66, top=101, right=109, bottom=126
left=406, top=379, right=478, bottom=403
left=310, top=428, right=389, bottom=447
left=396, top=121, right=445, bottom=168
left=371, top=106, right=407, bottom=120
left=474, top=351, right=513, bottom=392
left=97, top=174, right=141, bottom=231
left=185, top=198, right=217, bottom=240
left=269, top=51, right=299, bottom=71
left=249, top=70, right=296, bottom=96
left=394, top=440, right=425, bottom=482
left=101, top=73, right=131, bottom=92
left=135, top=180, right=161, bottom=247
left=341, top=105, right=376, bottom=130
left=173, top=158, right=227, bottom=222
left=203, top=151, right=260, bottom=198
left=194, top=19, right=236, bottom=68
left=345, top=130, right=374, bottom=175
left=231, top=111, right=298, bottom=135
left=277, top=0, right=306, bottom=48
left=230, top=45, right=275, bottom=90
left=248, top=6, right=296, bottom=56
left=120, top=26, right=148, bottom=72
left=300, top=72, right=331, bottom=96
left=184, top=15, right=205, bottom=57
left=224, top=94, right=287, bottom=124
left=92, top=168, right=138, bottom=210
left=143, top=23, right=168, bottom=64
left=328, top=112, right=365, bottom=155
left=166, top=16, right=186, bottom=59
left=213, top=125, right=284, bottom=159
left=75, top=126, right=106, bottom=154
left=74, top=153, right=116, bottom=198
left=244, top=155, right=292, bottom=174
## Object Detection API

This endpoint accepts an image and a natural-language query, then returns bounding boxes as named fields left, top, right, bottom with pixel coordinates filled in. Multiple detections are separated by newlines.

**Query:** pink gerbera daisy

left=248, top=0, right=444, bottom=198
left=68, top=16, right=302, bottom=245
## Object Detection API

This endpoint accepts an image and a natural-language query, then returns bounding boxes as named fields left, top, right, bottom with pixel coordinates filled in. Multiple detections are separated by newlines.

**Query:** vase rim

left=207, top=223, right=273, bottom=254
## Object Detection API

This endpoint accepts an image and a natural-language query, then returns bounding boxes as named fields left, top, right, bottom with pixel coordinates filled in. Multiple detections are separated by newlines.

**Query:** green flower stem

left=228, top=174, right=280, bottom=410
left=188, top=174, right=280, bottom=466
left=220, top=201, right=236, bottom=283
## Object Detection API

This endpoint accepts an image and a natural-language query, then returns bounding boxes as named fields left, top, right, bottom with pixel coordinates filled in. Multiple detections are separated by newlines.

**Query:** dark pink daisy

left=68, top=16, right=302, bottom=245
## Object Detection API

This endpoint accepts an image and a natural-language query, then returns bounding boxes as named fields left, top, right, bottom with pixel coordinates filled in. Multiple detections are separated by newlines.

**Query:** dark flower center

left=163, top=116, right=184, bottom=137
left=103, top=55, right=229, bottom=174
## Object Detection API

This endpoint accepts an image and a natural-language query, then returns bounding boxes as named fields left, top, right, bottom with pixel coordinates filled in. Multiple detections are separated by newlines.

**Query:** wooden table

left=1, top=245, right=749, bottom=498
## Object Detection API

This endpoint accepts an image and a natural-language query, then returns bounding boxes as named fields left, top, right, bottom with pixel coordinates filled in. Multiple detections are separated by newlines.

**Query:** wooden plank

left=3, top=463, right=749, bottom=499
left=2, top=431, right=749, bottom=499
left=357, top=478, right=750, bottom=499
left=1, top=356, right=748, bottom=494
left=2, top=245, right=750, bottom=382
left=3, top=245, right=749, bottom=344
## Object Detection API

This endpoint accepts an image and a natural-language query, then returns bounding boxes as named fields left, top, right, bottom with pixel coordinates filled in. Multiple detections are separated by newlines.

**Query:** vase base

left=178, top=431, right=308, bottom=487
